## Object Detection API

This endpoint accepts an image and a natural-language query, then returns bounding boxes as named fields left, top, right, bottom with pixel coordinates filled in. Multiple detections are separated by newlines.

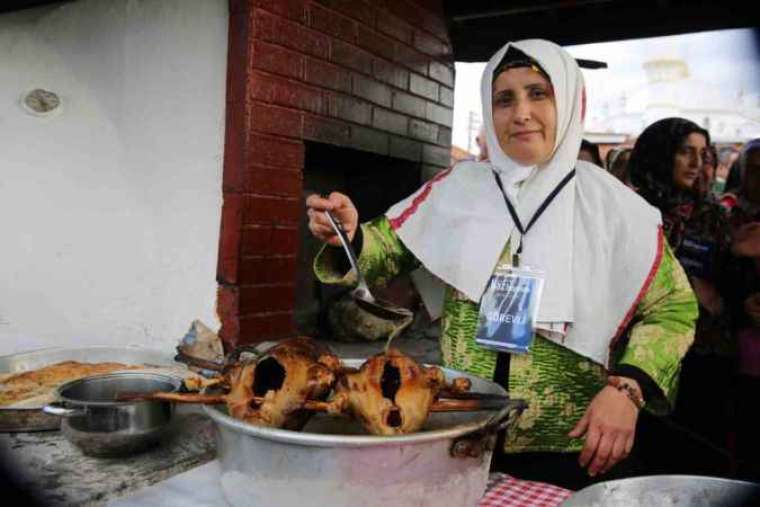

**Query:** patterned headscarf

left=628, top=117, right=711, bottom=211
left=493, top=45, right=550, bottom=83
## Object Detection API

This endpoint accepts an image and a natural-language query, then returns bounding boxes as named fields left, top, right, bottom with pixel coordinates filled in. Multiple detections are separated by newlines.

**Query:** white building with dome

left=601, top=57, right=760, bottom=143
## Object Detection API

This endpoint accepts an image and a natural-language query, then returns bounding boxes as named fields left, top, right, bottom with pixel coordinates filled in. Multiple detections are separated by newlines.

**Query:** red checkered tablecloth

left=478, top=473, right=573, bottom=507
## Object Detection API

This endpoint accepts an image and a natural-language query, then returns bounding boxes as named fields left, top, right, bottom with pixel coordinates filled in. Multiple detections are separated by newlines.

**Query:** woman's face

left=492, top=67, right=557, bottom=166
left=672, top=132, right=707, bottom=190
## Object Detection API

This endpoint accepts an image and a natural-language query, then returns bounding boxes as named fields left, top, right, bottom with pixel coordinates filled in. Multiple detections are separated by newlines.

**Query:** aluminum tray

left=0, top=346, right=178, bottom=432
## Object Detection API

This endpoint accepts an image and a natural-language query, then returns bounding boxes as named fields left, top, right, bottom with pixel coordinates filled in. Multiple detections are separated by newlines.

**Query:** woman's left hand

left=567, top=382, right=640, bottom=477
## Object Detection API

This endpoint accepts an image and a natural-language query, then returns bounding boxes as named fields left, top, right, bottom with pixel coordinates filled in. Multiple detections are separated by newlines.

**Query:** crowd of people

left=582, top=128, right=760, bottom=481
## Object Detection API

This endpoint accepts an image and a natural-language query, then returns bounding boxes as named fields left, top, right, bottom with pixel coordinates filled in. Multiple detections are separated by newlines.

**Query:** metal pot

left=204, top=360, right=527, bottom=507
left=560, top=475, right=760, bottom=507
left=43, top=372, right=182, bottom=457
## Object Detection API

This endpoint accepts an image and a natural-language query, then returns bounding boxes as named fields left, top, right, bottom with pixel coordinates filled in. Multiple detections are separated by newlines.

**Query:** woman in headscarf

left=307, top=40, right=696, bottom=490
left=628, top=118, right=733, bottom=452
left=726, top=138, right=760, bottom=480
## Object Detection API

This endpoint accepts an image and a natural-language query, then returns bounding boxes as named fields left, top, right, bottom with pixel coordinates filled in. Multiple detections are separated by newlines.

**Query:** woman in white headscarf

left=307, top=39, right=697, bottom=489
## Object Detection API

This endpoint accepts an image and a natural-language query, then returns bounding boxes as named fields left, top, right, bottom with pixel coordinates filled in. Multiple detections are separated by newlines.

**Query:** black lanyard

left=492, top=169, right=576, bottom=259
left=490, top=169, right=575, bottom=391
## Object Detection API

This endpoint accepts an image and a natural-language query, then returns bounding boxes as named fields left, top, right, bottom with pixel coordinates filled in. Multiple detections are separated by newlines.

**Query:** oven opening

left=297, top=141, right=422, bottom=341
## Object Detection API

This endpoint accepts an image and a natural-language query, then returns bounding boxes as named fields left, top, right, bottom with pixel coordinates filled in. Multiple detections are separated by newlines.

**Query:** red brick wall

left=218, top=0, right=454, bottom=349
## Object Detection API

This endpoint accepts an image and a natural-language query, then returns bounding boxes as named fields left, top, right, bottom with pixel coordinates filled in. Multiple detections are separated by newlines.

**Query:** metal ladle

left=323, top=210, right=414, bottom=331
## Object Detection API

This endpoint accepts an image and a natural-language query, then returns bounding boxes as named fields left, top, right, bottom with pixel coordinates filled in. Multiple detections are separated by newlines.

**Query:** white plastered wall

left=0, top=0, right=228, bottom=355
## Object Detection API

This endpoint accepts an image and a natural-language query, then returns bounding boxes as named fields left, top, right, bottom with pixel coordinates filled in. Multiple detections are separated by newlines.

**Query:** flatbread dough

left=0, top=361, right=137, bottom=407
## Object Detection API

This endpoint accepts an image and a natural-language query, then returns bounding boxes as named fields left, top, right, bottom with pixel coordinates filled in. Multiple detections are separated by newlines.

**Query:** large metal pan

left=205, top=359, right=527, bottom=507
left=0, top=346, right=177, bottom=432
left=560, top=475, right=760, bottom=507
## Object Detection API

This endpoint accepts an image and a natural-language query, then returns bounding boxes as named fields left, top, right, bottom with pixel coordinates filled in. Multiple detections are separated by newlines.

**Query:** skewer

left=117, top=392, right=227, bottom=404
left=431, top=398, right=508, bottom=412
left=436, top=391, right=510, bottom=402
left=173, top=350, right=225, bottom=372
left=116, top=391, right=331, bottom=412
left=116, top=391, right=507, bottom=412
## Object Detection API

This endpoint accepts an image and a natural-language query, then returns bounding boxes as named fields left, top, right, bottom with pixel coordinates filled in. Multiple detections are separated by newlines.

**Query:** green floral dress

left=315, top=216, right=697, bottom=453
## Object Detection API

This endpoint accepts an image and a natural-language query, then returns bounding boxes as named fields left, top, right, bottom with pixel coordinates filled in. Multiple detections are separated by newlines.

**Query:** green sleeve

left=313, top=215, right=419, bottom=287
left=616, top=241, right=698, bottom=414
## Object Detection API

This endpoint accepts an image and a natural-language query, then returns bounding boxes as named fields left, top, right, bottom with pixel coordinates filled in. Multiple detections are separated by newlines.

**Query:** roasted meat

left=326, top=348, right=471, bottom=435
left=223, top=337, right=339, bottom=429
left=143, top=337, right=340, bottom=430
left=127, top=339, right=504, bottom=436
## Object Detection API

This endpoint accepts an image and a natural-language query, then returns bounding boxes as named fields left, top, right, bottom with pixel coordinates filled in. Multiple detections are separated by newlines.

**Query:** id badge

left=475, top=264, right=545, bottom=354
left=679, top=236, right=715, bottom=279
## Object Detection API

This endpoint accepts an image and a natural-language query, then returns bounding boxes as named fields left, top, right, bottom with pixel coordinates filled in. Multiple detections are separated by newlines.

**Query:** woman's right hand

left=305, top=192, right=359, bottom=247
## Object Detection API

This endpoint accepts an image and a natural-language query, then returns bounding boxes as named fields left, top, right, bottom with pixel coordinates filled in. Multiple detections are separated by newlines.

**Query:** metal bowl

left=43, top=372, right=182, bottom=457
left=560, top=475, right=760, bottom=507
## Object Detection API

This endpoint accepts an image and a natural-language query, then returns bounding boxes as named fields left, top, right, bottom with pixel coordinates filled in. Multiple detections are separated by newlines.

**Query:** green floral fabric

left=315, top=216, right=697, bottom=453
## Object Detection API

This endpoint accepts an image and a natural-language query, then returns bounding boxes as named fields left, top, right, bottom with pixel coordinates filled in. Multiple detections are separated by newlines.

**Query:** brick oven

left=218, top=0, right=454, bottom=349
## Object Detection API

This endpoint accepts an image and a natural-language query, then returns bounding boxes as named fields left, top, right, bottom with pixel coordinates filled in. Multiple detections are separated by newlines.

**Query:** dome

left=626, top=58, right=735, bottom=113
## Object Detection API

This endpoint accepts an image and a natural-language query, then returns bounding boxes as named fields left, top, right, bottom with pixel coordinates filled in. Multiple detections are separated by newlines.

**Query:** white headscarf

left=386, top=40, right=662, bottom=365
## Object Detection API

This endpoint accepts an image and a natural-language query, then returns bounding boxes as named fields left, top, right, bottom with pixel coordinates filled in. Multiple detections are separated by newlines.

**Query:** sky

left=452, top=28, right=760, bottom=152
